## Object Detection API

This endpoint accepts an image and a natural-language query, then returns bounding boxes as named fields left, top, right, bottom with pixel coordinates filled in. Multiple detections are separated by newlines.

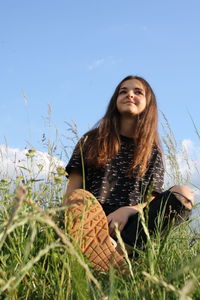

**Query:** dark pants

left=102, top=190, right=191, bottom=248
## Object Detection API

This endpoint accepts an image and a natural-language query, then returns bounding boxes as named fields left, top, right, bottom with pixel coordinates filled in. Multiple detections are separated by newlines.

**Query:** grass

left=0, top=119, right=200, bottom=299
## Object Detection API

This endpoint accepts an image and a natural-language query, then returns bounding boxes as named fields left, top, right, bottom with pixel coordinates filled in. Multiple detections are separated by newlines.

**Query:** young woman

left=64, top=76, right=194, bottom=271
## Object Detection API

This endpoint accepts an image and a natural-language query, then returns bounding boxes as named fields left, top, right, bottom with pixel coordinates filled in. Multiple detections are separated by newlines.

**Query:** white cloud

left=180, top=139, right=200, bottom=185
left=88, top=58, right=105, bottom=70
left=164, top=138, right=200, bottom=195
left=166, top=139, right=200, bottom=180
left=0, top=145, right=64, bottom=181
left=163, top=139, right=200, bottom=229
left=87, top=56, right=121, bottom=71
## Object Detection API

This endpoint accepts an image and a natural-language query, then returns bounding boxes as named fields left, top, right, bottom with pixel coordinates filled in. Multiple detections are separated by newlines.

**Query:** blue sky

left=1, top=0, right=200, bottom=153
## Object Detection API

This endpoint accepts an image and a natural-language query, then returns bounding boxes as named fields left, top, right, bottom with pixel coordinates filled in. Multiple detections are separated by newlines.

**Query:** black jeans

left=102, top=190, right=191, bottom=247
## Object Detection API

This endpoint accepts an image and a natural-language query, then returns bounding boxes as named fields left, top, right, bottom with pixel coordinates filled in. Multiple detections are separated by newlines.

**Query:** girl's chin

left=119, top=110, right=139, bottom=117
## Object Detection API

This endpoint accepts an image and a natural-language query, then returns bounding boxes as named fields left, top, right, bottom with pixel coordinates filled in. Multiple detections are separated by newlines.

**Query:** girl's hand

left=107, top=206, right=138, bottom=237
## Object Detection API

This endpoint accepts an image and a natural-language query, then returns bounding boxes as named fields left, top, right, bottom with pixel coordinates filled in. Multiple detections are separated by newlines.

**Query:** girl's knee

left=169, top=185, right=194, bottom=210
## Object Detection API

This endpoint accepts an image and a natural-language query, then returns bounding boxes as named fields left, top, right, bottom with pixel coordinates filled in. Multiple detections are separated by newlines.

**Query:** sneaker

left=66, top=189, right=126, bottom=272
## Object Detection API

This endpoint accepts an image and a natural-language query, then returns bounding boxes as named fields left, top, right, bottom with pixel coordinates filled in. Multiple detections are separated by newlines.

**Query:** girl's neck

left=119, top=116, right=137, bottom=138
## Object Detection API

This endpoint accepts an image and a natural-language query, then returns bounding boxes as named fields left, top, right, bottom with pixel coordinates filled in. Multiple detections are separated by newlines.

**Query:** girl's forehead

left=120, top=79, right=145, bottom=90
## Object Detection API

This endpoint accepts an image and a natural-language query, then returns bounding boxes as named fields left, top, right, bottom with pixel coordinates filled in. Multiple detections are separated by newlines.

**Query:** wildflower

left=54, top=176, right=62, bottom=184
left=26, top=149, right=36, bottom=157
left=57, top=167, right=66, bottom=176
left=0, top=179, right=9, bottom=184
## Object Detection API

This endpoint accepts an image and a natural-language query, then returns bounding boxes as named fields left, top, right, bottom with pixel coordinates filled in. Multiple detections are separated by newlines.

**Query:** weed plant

left=0, top=118, right=200, bottom=299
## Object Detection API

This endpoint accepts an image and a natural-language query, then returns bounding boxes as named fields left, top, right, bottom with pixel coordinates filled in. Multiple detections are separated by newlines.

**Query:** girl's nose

left=127, top=91, right=134, bottom=98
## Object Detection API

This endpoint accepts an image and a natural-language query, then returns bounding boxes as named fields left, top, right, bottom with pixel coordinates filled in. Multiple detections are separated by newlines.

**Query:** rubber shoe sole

left=66, top=189, right=126, bottom=272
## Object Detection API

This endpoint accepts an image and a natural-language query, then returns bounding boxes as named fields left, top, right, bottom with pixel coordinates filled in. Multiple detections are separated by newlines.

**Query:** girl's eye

left=119, top=89, right=144, bottom=96
left=119, top=90, right=126, bottom=95
left=135, top=90, right=143, bottom=95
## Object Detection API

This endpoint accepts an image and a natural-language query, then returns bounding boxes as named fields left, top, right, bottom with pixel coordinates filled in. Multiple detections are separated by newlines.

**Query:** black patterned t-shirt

left=66, top=135, right=164, bottom=206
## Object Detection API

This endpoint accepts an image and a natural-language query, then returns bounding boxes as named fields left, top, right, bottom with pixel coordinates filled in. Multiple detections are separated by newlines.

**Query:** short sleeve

left=141, top=148, right=164, bottom=197
left=65, top=142, right=83, bottom=177
left=149, top=148, right=164, bottom=194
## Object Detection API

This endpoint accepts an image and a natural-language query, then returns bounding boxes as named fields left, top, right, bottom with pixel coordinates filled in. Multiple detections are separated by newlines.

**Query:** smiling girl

left=64, top=75, right=194, bottom=271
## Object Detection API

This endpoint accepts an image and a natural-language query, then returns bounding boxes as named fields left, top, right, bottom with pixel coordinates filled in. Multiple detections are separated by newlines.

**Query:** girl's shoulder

left=76, top=128, right=98, bottom=150
left=83, top=128, right=98, bottom=138
left=80, top=128, right=98, bottom=144
left=76, top=128, right=98, bottom=143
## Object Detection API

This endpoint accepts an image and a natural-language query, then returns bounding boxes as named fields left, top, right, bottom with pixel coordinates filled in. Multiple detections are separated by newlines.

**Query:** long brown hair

left=81, top=75, right=161, bottom=177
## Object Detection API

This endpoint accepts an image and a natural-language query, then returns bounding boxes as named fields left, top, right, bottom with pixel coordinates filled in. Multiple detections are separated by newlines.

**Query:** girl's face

left=116, top=79, right=147, bottom=117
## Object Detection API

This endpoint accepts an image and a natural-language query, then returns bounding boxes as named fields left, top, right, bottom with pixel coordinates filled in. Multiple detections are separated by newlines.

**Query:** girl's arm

left=130, top=195, right=155, bottom=211
left=63, top=171, right=83, bottom=206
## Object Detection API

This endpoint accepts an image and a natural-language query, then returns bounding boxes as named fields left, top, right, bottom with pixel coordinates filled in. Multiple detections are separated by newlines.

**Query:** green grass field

left=0, top=119, right=200, bottom=299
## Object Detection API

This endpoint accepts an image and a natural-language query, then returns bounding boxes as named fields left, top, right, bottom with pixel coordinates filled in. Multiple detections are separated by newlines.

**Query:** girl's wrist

left=120, top=206, right=138, bottom=216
